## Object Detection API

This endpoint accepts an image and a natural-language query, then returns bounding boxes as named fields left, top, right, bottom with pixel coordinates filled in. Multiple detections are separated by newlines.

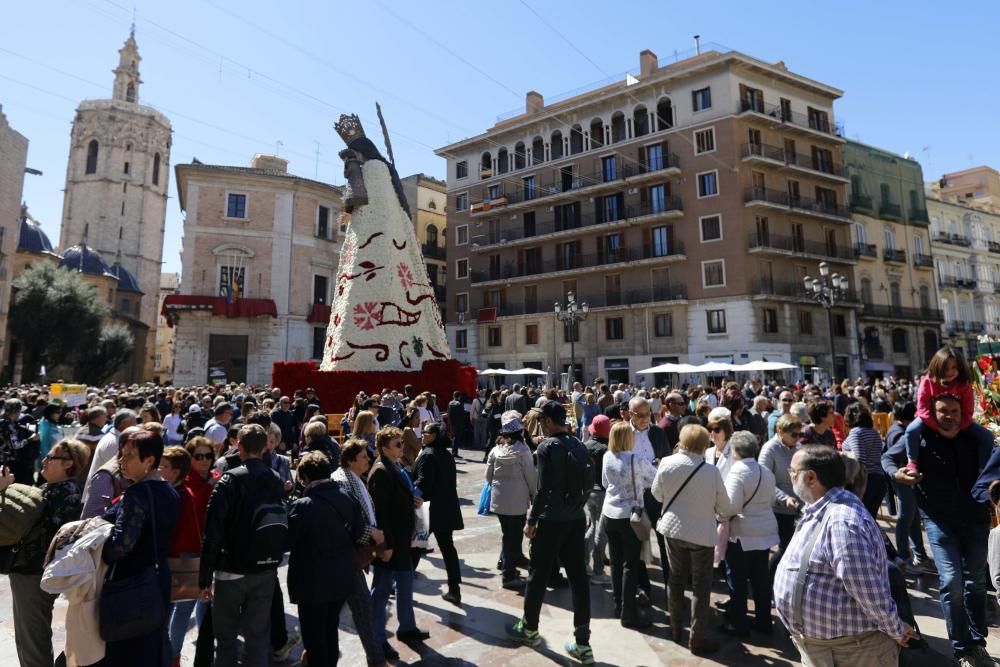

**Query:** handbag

left=628, top=457, right=652, bottom=541
left=99, top=483, right=167, bottom=643
left=169, top=496, right=202, bottom=602
left=477, top=481, right=492, bottom=517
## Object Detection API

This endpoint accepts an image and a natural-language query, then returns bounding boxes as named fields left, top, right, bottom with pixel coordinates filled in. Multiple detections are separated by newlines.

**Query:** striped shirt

left=774, top=487, right=902, bottom=640
left=841, top=427, right=884, bottom=474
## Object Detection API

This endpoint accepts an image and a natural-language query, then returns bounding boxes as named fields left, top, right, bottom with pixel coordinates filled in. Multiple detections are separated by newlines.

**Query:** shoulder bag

left=168, top=492, right=202, bottom=602
left=629, top=456, right=653, bottom=541
left=660, top=460, right=707, bottom=518
left=99, top=483, right=167, bottom=642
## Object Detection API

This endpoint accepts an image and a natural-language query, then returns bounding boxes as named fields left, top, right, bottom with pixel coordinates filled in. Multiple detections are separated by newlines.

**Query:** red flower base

left=272, top=359, right=478, bottom=413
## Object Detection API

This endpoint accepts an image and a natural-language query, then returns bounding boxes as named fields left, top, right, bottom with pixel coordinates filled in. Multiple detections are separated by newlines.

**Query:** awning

left=307, top=303, right=331, bottom=324
left=161, top=295, right=278, bottom=327
left=864, top=360, right=895, bottom=372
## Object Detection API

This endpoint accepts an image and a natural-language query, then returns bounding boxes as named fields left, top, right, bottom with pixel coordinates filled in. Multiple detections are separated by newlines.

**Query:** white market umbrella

left=510, top=368, right=548, bottom=376
left=477, top=368, right=510, bottom=376
left=637, top=363, right=701, bottom=374
left=695, top=361, right=737, bottom=373
left=734, top=360, right=797, bottom=372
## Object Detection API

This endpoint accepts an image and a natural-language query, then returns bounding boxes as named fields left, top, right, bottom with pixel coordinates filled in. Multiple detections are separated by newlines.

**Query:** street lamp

left=554, top=291, right=589, bottom=388
left=803, top=261, right=850, bottom=383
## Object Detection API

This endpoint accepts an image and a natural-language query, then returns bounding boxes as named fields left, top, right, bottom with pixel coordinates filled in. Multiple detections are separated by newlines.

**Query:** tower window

left=126, top=83, right=136, bottom=103
left=121, top=202, right=125, bottom=216
left=123, top=162, right=129, bottom=175
left=85, top=140, right=99, bottom=174
left=152, top=153, right=161, bottom=186
left=119, top=226, right=123, bottom=239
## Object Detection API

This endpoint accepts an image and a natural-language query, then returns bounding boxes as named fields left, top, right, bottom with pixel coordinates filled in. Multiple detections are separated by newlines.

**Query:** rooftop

left=174, top=156, right=342, bottom=210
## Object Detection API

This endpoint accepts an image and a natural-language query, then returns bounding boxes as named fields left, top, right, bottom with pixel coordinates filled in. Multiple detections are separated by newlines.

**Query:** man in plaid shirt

left=774, top=445, right=917, bottom=666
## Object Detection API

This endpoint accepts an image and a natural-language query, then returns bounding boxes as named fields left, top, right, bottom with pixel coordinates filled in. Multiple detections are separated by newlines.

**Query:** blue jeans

left=169, top=598, right=207, bottom=658
left=922, top=513, right=989, bottom=655
left=371, top=566, right=416, bottom=645
left=890, top=480, right=928, bottom=562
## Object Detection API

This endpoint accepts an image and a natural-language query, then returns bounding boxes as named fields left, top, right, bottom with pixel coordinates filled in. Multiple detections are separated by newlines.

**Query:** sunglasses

left=192, top=452, right=214, bottom=461
left=787, top=431, right=802, bottom=438
left=708, top=427, right=724, bottom=433
left=44, top=454, right=71, bottom=462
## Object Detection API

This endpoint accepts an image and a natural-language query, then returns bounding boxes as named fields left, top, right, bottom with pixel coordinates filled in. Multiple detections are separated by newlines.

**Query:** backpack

left=231, top=467, right=288, bottom=570
left=554, top=434, right=594, bottom=510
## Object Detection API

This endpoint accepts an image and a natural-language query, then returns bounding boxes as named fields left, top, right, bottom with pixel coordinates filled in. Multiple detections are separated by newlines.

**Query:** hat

left=588, top=414, right=611, bottom=439
left=188, top=404, right=202, bottom=415
left=539, top=400, right=567, bottom=423
left=708, top=406, right=732, bottom=422
left=500, top=410, right=524, bottom=434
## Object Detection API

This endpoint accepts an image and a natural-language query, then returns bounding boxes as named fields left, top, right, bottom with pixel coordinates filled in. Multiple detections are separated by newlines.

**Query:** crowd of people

left=1, top=343, right=1000, bottom=666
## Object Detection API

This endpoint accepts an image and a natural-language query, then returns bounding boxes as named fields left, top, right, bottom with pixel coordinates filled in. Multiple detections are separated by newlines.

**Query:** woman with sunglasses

left=3, top=439, right=89, bottom=667
left=758, top=414, right=803, bottom=580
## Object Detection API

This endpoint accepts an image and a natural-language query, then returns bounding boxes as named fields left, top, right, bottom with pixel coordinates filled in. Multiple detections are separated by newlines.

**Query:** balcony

left=883, top=248, right=906, bottom=264
left=740, top=143, right=848, bottom=180
left=751, top=279, right=857, bottom=303
left=470, top=242, right=686, bottom=285
left=879, top=200, right=902, bottom=219
left=947, top=321, right=986, bottom=335
left=850, top=194, right=873, bottom=211
left=989, top=241, right=1000, bottom=255
left=860, top=304, right=944, bottom=322
left=910, top=209, right=929, bottom=223
left=749, top=233, right=855, bottom=262
left=913, top=253, right=934, bottom=268
left=492, top=284, right=688, bottom=317
left=744, top=187, right=851, bottom=221
left=933, top=232, right=972, bottom=248
left=854, top=243, right=877, bottom=259
left=736, top=100, right=845, bottom=139
left=938, top=276, right=978, bottom=290
left=626, top=198, right=684, bottom=220
left=422, top=243, right=446, bottom=260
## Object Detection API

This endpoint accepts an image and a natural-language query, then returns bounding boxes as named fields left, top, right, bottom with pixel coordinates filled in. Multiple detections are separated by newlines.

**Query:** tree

left=10, top=263, right=107, bottom=380
left=75, top=323, right=134, bottom=385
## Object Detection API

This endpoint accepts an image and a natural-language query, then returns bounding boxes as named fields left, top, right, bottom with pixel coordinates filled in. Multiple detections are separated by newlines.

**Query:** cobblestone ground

left=1, top=445, right=997, bottom=666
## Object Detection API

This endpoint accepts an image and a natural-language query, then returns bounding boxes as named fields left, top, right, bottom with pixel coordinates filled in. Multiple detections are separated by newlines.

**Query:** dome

left=109, top=262, right=143, bottom=294
left=58, top=243, right=115, bottom=278
left=17, top=212, right=55, bottom=254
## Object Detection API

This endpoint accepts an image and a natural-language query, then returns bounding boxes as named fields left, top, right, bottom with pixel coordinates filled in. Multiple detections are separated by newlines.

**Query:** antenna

left=314, top=141, right=321, bottom=179
left=275, top=140, right=283, bottom=156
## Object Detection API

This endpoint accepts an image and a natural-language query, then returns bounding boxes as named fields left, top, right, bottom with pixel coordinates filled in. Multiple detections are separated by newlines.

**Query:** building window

left=892, top=328, right=908, bottom=353
left=605, top=317, right=624, bottom=340
left=456, top=161, right=468, bottom=179
left=646, top=143, right=663, bottom=170
left=455, top=293, right=467, bottom=314
left=154, top=353, right=162, bottom=368
left=455, top=224, right=468, bottom=245
left=654, top=313, right=672, bottom=337
left=697, top=170, right=719, bottom=198
left=152, top=153, right=161, bottom=185
left=834, top=313, right=848, bottom=337
left=426, top=224, right=438, bottom=247
left=523, top=175, right=536, bottom=200
left=707, top=309, right=726, bottom=334
left=121, top=298, right=130, bottom=313
left=763, top=308, right=778, bottom=333
left=702, top=260, right=725, bottom=287
left=312, top=327, right=325, bottom=359
left=317, top=205, right=330, bottom=239
left=219, top=266, right=245, bottom=299
left=313, top=275, right=329, bottom=305
left=651, top=225, right=671, bottom=257
left=914, top=234, right=925, bottom=256
left=798, top=310, right=814, bottom=335
left=85, top=139, right=99, bottom=174
left=649, top=184, right=666, bottom=214
left=601, top=156, right=617, bottom=182
left=455, top=193, right=468, bottom=211
left=694, top=128, right=716, bottom=154
left=692, top=87, right=712, bottom=111
left=226, top=193, right=247, bottom=219
left=455, top=258, right=468, bottom=279
left=123, top=161, right=130, bottom=175
left=525, top=324, right=539, bottom=345
left=861, top=278, right=873, bottom=305
left=700, top=214, right=722, bottom=242
left=455, top=329, right=468, bottom=349
left=487, top=327, right=502, bottom=347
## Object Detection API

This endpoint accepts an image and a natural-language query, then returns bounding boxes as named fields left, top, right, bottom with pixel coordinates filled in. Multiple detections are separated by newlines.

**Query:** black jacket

left=199, top=458, right=284, bottom=587
left=367, top=457, right=415, bottom=571
left=528, top=431, right=587, bottom=524
left=414, top=439, right=464, bottom=533
left=642, top=423, right=671, bottom=461
left=270, top=408, right=296, bottom=448
left=287, top=480, right=362, bottom=605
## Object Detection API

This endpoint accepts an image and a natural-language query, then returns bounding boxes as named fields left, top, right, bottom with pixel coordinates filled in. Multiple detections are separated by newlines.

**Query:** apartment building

left=926, top=181, right=1000, bottom=359
left=400, top=173, right=448, bottom=317
left=844, top=141, right=940, bottom=379
left=937, top=166, right=1000, bottom=210
left=436, top=48, right=859, bottom=384
left=169, top=154, right=342, bottom=386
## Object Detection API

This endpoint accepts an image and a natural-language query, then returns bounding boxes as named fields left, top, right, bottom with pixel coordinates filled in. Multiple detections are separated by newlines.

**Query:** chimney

left=639, top=49, right=658, bottom=77
left=251, top=154, right=288, bottom=173
left=526, top=91, right=544, bottom=115
left=694, top=34, right=701, bottom=55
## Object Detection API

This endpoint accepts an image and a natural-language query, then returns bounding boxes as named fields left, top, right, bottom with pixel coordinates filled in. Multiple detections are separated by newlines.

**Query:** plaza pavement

left=1, top=444, right=997, bottom=666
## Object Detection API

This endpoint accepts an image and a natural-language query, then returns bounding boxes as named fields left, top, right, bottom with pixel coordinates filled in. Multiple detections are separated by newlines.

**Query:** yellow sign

left=51, top=384, right=88, bottom=407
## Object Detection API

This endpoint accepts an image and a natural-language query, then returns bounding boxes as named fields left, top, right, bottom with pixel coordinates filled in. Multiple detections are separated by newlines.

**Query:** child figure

left=905, top=345, right=993, bottom=472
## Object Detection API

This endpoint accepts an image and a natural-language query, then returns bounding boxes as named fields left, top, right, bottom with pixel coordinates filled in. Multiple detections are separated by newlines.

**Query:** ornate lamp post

left=554, top=292, right=589, bottom=388
left=804, top=261, right=849, bottom=383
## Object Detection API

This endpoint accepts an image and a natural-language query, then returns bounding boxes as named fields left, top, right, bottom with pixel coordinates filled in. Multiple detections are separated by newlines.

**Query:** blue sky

left=3, top=0, right=998, bottom=275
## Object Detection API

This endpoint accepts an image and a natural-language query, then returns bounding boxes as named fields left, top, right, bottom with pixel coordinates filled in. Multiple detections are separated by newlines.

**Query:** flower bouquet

left=973, top=336, right=1000, bottom=442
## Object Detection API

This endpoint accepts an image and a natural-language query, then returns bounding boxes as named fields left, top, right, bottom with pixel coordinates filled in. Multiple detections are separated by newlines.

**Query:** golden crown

left=335, top=114, right=365, bottom=145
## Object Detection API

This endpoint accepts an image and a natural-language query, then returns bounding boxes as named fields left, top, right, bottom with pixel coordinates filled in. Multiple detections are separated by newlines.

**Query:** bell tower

left=112, top=30, right=142, bottom=104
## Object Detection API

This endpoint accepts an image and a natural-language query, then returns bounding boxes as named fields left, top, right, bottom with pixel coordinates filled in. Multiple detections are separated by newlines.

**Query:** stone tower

left=59, top=30, right=171, bottom=381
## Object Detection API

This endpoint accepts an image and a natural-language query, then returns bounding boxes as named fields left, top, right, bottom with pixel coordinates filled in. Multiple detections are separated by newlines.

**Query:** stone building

left=926, top=180, right=1000, bottom=359
left=58, top=30, right=171, bottom=382
left=0, top=106, right=29, bottom=375
left=153, top=272, right=179, bottom=384
left=400, top=173, right=448, bottom=317
left=844, top=141, right=941, bottom=379
left=436, top=48, right=859, bottom=385
left=170, top=154, right=343, bottom=386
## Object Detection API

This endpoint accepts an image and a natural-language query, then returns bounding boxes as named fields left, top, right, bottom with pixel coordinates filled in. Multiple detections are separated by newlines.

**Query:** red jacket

left=169, top=469, right=214, bottom=557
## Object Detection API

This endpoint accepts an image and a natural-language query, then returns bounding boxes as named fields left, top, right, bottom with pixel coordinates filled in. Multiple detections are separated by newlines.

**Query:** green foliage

left=75, top=322, right=135, bottom=385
